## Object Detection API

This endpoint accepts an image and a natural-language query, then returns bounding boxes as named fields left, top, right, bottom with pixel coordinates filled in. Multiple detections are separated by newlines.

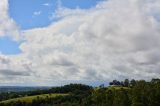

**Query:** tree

left=109, top=82, right=113, bottom=86
left=130, top=79, right=136, bottom=87
left=110, top=80, right=121, bottom=86
left=151, top=78, right=160, bottom=84
left=124, top=79, right=129, bottom=87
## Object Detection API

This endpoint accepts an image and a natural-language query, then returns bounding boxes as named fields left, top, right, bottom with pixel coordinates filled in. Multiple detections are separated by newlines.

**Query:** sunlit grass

left=0, top=93, right=67, bottom=104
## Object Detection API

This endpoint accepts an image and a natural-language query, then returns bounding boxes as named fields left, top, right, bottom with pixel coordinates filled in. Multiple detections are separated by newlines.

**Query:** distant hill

left=0, top=86, right=51, bottom=92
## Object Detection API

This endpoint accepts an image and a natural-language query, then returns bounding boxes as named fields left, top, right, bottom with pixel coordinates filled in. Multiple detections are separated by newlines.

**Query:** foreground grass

left=0, top=93, right=67, bottom=104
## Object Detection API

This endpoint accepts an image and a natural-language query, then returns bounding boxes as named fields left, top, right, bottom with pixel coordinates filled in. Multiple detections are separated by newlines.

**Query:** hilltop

left=0, top=79, right=159, bottom=106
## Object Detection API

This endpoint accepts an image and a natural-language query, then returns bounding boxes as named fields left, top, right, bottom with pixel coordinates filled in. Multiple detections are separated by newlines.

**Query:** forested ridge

left=0, top=79, right=160, bottom=106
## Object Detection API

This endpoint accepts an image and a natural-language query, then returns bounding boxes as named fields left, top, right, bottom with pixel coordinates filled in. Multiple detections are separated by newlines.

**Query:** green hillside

left=0, top=79, right=159, bottom=106
left=0, top=93, right=67, bottom=104
left=108, top=86, right=130, bottom=90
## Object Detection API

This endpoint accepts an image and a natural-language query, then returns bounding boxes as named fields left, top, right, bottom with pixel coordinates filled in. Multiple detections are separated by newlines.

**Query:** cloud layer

left=0, top=0, right=160, bottom=85
left=0, top=0, right=20, bottom=40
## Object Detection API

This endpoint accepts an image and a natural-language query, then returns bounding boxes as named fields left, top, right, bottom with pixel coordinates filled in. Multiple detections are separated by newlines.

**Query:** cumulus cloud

left=0, top=69, right=30, bottom=76
left=42, top=3, right=51, bottom=7
left=33, top=11, right=42, bottom=16
left=1, top=0, right=160, bottom=85
left=0, top=0, right=20, bottom=40
left=0, top=54, right=33, bottom=83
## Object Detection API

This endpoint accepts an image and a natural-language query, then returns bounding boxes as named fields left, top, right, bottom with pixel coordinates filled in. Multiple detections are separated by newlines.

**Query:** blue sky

left=0, top=37, right=21, bottom=54
left=0, top=0, right=102, bottom=55
left=9, top=0, right=101, bottom=30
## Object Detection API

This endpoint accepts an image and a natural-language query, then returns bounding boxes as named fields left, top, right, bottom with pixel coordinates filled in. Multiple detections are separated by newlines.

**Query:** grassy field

left=107, top=85, right=130, bottom=90
left=0, top=93, right=67, bottom=104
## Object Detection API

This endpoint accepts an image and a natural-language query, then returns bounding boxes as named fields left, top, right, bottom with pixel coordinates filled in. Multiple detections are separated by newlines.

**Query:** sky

left=0, top=0, right=160, bottom=86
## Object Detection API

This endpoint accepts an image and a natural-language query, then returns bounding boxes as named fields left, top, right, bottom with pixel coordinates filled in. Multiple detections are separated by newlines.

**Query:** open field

left=0, top=93, right=67, bottom=104
left=107, top=85, right=130, bottom=90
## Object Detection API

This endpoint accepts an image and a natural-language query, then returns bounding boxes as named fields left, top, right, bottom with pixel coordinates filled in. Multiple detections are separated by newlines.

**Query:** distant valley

left=0, top=86, right=51, bottom=92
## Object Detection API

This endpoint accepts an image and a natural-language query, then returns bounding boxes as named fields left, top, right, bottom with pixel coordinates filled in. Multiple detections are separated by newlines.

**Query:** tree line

left=0, top=79, right=160, bottom=106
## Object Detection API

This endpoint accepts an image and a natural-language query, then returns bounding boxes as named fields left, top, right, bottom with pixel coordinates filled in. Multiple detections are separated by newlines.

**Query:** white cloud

left=33, top=11, right=42, bottom=16
left=0, top=54, right=33, bottom=84
left=1, top=0, right=160, bottom=85
left=42, top=3, right=51, bottom=7
left=0, top=0, right=20, bottom=40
